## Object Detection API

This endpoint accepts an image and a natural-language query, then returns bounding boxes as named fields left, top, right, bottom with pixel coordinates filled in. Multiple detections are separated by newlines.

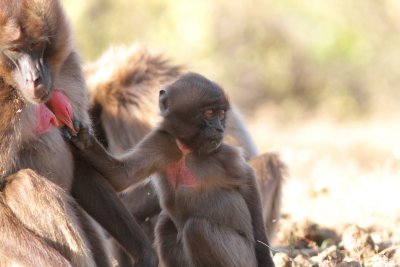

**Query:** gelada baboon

left=71, top=73, right=276, bottom=267
left=0, top=1, right=156, bottom=266
left=85, top=45, right=284, bottom=241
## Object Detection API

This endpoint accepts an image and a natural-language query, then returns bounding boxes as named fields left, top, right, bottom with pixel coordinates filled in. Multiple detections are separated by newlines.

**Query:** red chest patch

left=34, top=89, right=77, bottom=135
left=165, top=158, right=199, bottom=188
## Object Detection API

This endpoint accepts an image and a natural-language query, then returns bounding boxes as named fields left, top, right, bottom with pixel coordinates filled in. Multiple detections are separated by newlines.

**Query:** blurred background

left=64, top=0, right=400, bottom=120
left=64, top=0, right=400, bottom=250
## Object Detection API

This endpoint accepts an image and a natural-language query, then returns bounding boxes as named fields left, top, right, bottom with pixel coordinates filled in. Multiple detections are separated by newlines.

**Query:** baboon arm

left=240, top=169, right=275, bottom=267
left=70, top=152, right=157, bottom=266
left=72, top=129, right=179, bottom=192
left=121, top=131, right=180, bottom=187
left=0, top=198, right=72, bottom=267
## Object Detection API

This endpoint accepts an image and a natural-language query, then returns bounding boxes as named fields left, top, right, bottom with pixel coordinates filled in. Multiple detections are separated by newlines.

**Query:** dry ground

left=249, top=109, right=400, bottom=266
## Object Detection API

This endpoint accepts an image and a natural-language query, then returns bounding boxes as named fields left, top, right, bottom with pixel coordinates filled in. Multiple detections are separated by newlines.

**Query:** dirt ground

left=249, top=111, right=400, bottom=266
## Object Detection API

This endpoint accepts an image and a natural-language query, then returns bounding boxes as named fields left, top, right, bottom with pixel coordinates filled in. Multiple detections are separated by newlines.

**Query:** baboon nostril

left=34, top=83, right=46, bottom=99
left=34, top=76, right=42, bottom=88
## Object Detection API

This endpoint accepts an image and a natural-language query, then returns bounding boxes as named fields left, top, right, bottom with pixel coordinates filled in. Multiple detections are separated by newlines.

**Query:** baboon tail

left=84, top=44, right=183, bottom=153
left=249, top=152, right=286, bottom=240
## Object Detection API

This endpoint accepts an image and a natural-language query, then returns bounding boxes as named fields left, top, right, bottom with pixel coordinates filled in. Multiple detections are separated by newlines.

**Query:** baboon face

left=0, top=38, right=53, bottom=103
left=159, top=73, right=230, bottom=155
left=0, top=0, right=69, bottom=104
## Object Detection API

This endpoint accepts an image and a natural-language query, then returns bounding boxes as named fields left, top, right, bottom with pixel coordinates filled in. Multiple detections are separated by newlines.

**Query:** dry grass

left=249, top=109, right=400, bottom=266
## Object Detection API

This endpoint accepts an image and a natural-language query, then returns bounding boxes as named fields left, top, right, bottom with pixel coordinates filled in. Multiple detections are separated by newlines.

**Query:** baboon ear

left=159, top=89, right=169, bottom=115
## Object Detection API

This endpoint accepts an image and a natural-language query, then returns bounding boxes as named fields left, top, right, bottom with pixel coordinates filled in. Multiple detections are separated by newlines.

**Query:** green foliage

left=63, top=0, right=400, bottom=121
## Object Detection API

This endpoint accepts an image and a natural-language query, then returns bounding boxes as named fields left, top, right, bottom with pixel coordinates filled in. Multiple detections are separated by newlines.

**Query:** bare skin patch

left=165, top=158, right=199, bottom=188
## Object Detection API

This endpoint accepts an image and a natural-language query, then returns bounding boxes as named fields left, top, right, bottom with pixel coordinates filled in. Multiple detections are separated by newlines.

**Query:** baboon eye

left=203, top=109, right=213, bottom=119
left=31, top=41, right=43, bottom=50
left=8, top=47, right=20, bottom=53
left=219, top=110, right=225, bottom=120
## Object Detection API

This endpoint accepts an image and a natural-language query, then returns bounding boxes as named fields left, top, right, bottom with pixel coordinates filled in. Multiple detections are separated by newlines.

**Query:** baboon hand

left=61, top=117, right=80, bottom=140
left=68, top=123, right=93, bottom=151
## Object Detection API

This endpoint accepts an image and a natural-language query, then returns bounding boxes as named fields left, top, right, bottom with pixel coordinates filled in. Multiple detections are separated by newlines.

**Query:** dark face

left=188, top=106, right=226, bottom=154
left=159, top=73, right=230, bottom=155
left=1, top=41, right=52, bottom=103
left=0, top=0, right=69, bottom=104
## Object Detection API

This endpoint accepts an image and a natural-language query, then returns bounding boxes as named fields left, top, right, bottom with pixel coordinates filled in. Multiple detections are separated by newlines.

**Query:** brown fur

left=85, top=45, right=258, bottom=158
left=0, top=169, right=95, bottom=267
left=0, top=1, right=155, bottom=266
left=0, top=0, right=71, bottom=92
left=71, top=73, right=275, bottom=266
left=0, top=1, right=92, bottom=265
left=85, top=45, right=284, bottom=240
left=85, top=45, right=183, bottom=153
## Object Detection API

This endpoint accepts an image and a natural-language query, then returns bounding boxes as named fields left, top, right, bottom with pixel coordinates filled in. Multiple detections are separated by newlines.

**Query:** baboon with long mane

left=0, top=1, right=156, bottom=266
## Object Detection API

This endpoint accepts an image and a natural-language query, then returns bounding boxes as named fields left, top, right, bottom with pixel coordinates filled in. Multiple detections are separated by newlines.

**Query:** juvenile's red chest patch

left=165, top=158, right=199, bottom=188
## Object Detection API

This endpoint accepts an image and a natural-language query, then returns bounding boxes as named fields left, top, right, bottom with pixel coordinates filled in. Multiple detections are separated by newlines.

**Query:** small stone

left=315, top=245, right=345, bottom=266
left=273, top=252, right=292, bottom=267
left=341, top=225, right=376, bottom=260
left=336, top=261, right=362, bottom=267
left=293, top=254, right=316, bottom=267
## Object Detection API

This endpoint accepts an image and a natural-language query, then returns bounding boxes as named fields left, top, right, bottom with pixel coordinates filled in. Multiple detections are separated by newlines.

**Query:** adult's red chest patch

left=35, top=104, right=57, bottom=134
left=165, top=158, right=199, bottom=188
left=34, top=89, right=76, bottom=135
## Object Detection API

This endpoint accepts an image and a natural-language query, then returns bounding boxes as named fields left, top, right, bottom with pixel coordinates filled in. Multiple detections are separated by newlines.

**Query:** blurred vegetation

left=64, top=0, right=400, bottom=122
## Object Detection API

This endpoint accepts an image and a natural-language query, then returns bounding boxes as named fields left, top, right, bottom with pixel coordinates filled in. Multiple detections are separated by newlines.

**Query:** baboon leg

left=75, top=208, right=112, bottom=267
left=182, top=217, right=257, bottom=267
left=0, top=169, right=95, bottom=267
left=0, top=198, right=72, bottom=267
left=155, top=213, right=189, bottom=267
left=112, top=180, right=161, bottom=266
left=249, top=152, right=286, bottom=240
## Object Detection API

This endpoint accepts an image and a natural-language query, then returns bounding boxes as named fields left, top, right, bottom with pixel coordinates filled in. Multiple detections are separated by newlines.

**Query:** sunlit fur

left=0, top=0, right=99, bottom=265
left=0, top=1, right=157, bottom=266
left=70, top=73, right=276, bottom=267
left=85, top=45, right=285, bottom=249
left=0, top=0, right=71, bottom=103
